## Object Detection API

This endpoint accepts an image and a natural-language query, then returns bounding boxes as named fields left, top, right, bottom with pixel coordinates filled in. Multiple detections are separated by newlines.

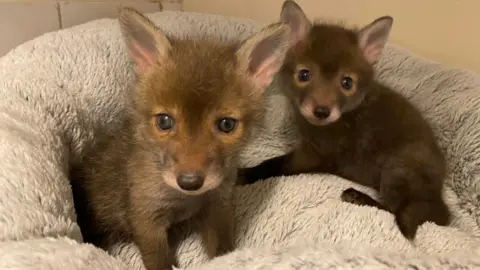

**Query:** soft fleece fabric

left=0, top=10, right=480, bottom=270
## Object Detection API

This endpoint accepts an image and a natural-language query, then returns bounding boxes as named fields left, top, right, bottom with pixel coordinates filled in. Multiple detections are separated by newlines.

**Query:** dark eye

left=341, top=76, right=354, bottom=90
left=156, top=114, right=174, bottom=131
left=217, top=117, right=237, bottom=133
left=297, top=69, right=311, bottom=82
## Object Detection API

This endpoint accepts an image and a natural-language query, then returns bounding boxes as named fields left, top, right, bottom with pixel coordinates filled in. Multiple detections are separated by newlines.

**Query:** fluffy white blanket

left=0, top=11, right=480, bottom=270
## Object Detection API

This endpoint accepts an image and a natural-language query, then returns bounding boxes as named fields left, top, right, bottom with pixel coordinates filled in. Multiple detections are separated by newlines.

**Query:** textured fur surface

left=0, top=10, right=480, bottom=270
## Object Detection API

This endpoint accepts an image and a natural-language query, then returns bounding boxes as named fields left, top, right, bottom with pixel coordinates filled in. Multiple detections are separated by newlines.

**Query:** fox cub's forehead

left=170, top=39, right=237, bottom=72
left=148, top=66, right=243, bottom=113
left=145, top=40, right=247, bottom=107
left=167, top=65, right=236, bottom=99
left=165, top=55, right=241, bottom=98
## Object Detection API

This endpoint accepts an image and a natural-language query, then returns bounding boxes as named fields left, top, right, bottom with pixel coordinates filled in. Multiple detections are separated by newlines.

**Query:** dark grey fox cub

left=239, top=0, right=451, bottom=240
left=70, top=7, right=291, bottom=270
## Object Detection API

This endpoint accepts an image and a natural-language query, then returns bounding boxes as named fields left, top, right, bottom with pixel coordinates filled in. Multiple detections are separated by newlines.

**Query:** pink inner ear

left=293, top=28, right=308, bottom=47
left=363, top=43, right=382, bottom=64
left=131, top=41, right=156, bottom=74
left=362, top=39, right=386, bottom=64
left=252, top=52, right=282, bottom=90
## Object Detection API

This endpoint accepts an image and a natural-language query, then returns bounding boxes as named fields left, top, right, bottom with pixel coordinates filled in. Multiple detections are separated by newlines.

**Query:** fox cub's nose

left=313, top=106, right=331, bottom=119
left=177, top=173, right=205, bottom=191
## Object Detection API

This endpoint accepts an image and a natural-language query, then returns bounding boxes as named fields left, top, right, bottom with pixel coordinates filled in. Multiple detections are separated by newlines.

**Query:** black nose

left=177, top=173, right=204, bottom=191
left=313, top=106, right=331, bottom=119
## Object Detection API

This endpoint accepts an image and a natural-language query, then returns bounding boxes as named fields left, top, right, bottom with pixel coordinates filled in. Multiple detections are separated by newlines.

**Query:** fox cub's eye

left=341, top=76, right=354, bottom=90
left=156, top=114, right=174, bottom=131
left=217, top=117, right=237, bottom=133
left=297, top=69, right=311, bottom=82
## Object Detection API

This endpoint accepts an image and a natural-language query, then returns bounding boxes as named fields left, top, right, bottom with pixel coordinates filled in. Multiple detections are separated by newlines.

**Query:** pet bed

left=1, top=10, right=480, bottom=270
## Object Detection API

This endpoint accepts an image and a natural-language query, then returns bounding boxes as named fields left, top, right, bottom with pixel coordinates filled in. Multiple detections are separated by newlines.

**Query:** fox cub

left=70, top=7, right=291, bottom=270
left=240, top=0, right=450, bottom=240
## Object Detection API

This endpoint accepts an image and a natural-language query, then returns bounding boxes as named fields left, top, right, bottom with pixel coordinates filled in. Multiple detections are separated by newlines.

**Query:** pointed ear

left=358, top=16, right=393, bottom=64
left=236, top=22, right=291, bottom=93
left=280, top=0, right=311, bottom=48
left=118, top=7, right=172, bottom=75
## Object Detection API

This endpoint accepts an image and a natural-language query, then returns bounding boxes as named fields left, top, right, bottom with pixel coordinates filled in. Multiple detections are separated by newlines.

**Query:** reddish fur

left=70, top=7, right=290, bottom=270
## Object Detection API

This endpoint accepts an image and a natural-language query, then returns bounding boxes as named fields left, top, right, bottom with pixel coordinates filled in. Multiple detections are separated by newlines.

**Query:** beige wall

left=184, top=0, right=480, bottom=73
left=0, top=1, right=183, bottom=57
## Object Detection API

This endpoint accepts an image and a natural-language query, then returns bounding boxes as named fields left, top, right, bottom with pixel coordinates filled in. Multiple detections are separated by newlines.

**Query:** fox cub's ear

left=118, top=7, right=172, bottom=75
left=358, top=16, right=393, bottom=64
left=280, top=0, right=312, bottom=49
left=236, top=22, right=291, bottom=94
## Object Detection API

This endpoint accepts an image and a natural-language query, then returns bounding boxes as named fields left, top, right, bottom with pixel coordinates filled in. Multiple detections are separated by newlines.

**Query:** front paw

left=139, top=247, right=177, bottom=270
left=340, top=188, right=364, bottom=205
left=215, top=238, right=235, bottom=257
left=167, top=252, right=179, bottom=269
left=340, top=188, right=386, bottom=211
